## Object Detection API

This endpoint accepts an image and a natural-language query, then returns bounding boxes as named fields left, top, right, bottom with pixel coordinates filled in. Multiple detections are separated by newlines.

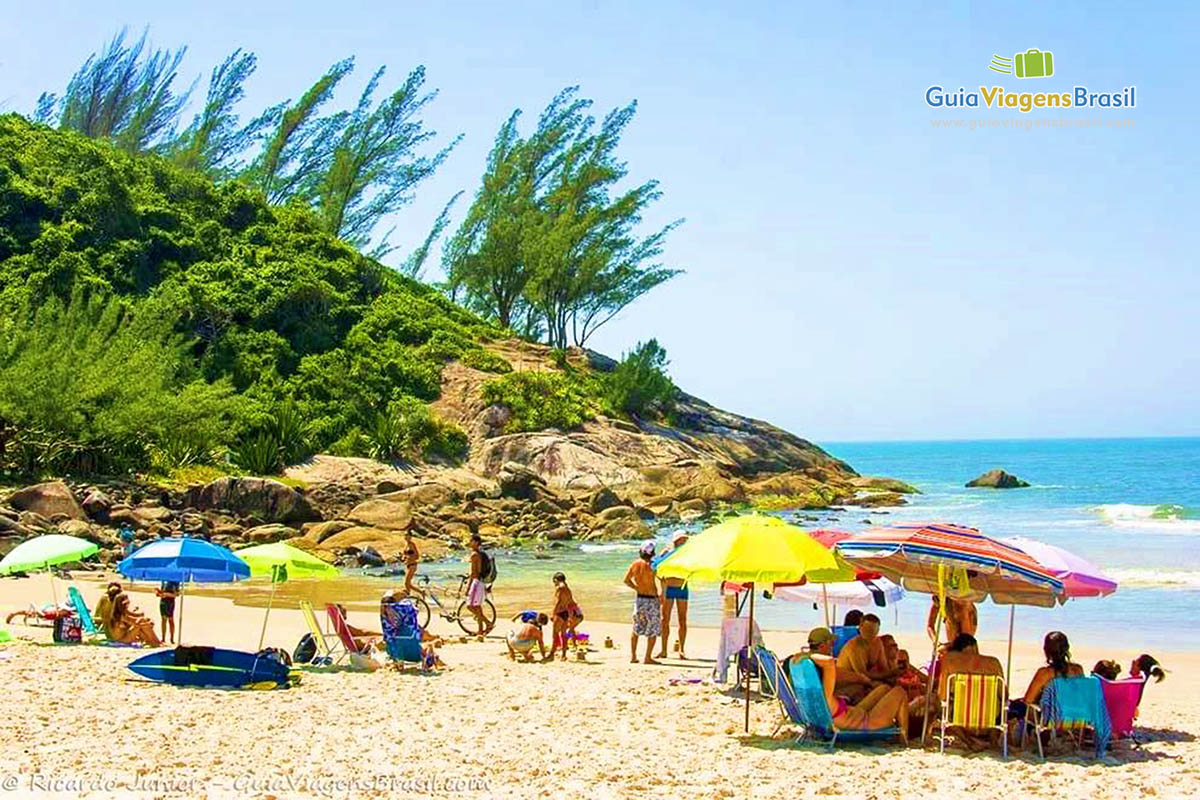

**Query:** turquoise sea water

left=405, top=437, right=1200, bottom=652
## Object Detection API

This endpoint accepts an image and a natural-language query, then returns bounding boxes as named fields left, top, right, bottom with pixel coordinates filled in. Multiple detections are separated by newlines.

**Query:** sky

left=3, top=1, right=1197, bottom=442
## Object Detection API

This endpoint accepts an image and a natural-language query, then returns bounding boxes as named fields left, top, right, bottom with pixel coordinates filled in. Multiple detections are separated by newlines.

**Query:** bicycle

left=409, top=574, right=496, bottom=636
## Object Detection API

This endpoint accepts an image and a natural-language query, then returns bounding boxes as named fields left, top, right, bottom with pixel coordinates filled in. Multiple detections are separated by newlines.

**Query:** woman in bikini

left=402, top=531, right=423, bottom=598
left=551, top=572, right=584, bottom=661
left=803, top=627, right=909, bottom=741
left=109, top=592, right=162, bottom=647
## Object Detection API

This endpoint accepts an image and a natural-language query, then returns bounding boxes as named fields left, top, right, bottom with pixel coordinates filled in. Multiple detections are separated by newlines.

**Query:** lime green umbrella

left=0, top=534, right=99, bottom=609
left=235, top=542, right=339, bottom=648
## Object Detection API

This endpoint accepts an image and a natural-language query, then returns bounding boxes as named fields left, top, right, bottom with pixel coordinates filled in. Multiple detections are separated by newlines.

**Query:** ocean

left=392, top=437, right=1200, bottom=653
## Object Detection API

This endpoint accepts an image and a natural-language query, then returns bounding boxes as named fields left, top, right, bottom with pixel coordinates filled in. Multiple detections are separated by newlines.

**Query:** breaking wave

left=1094, top=504, right=1200, bottom=533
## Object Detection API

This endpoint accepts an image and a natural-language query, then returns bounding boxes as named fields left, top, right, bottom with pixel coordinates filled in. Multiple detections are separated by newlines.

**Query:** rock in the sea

left=184, top=477, right=319, bottom=524
left=966, top=469, right=1030, bottom=489
left=850, top=476, right=921, bottom=494
left=8, top=481, right=85, bottom=521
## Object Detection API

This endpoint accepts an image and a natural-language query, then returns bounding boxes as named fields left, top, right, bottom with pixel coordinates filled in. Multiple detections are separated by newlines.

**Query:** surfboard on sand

left=128, top=646, right=293, bottom=688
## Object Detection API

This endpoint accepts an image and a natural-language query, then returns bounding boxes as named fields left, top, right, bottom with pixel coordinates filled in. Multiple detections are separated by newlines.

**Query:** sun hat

left=640, top=540, right=656, bottom=556
left=807, top=627, right=835, bottom=648
left=671, top=531, right=689, bottom=546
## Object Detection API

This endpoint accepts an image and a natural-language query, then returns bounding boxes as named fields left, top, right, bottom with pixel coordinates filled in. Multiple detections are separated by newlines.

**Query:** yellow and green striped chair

left=939, top=673, right=1008, bottom=757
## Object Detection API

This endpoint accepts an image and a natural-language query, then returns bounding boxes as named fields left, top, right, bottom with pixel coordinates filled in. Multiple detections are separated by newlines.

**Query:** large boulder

left=591, top=516, right=652, bottom=541
left=8, top=481, right=84, bottom=521
left=346, top=499, right=413, bottom=531
left=243, top=524, right=297, bottom=544
left=320, top=528, right=447, bottom=562
left=81, top=489, right=113, bottom=522
left=850, top=476, right=920, bottom=494
left=378, top=483, right=455, bottom=509
left=303, top=520, right=356, bottom=544
left=587, top=487, right=623, bottom=514
left=966, top=469, right=1030, bottom=489
left=183, top=477, right=319, bottom=523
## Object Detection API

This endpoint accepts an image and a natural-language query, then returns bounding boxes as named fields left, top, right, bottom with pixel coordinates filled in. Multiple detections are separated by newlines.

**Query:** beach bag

left=736, top=646, right=760, bottom=680
left=480, top=549, right=497, bottom=585
left=53, top=614, right=82, bottom=643
left=256, top=647, right=292, bottom=667
left=293, top=633, right=318, bottom=664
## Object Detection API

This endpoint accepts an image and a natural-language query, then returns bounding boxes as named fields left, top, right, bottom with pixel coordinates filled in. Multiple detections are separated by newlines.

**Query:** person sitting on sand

left=1016, top=631, right=1084, bottom=711
left=335, top=604, right=381, bottom=651
left=551, top=572, right=584, bottom=661
left=623, top=541, right=662, bottom=665
left=507, top=613, right=549, bottom=662
left=109, top=592, right=161, bottom=647
left=94, top=582, right=121, bottom=638
left=938, top=633, right=1003, bottom=698
left=1092, top=660, right=1123, bottom=680
left=381, top=591, right=444, bottom=668
left=656, top=531, right=690, bottom=660
left=835, top=613, right=896, bottom=700
left=803, top=627, right=909, bottom=741
left=883, top=638, right=932, bottom=738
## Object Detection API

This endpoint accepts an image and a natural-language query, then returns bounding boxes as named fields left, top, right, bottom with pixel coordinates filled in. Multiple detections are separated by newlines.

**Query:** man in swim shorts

left=624, top=541, right=661, bottom=665
left=656, top=531, right=690, bottom=660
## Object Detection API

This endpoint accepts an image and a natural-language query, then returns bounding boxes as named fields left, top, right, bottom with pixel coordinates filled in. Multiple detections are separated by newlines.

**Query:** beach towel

left=714, top=617, right=763, bottom=683
left=381, top=600, right=427, bottom=668
left=1043, top=676, right=1111, bottom=757
left=174, top=646, right=216, bottom=667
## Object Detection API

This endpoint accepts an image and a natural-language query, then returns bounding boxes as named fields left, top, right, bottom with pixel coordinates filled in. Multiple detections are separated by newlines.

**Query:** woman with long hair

left=1022, top=631, right=1084, bottom=704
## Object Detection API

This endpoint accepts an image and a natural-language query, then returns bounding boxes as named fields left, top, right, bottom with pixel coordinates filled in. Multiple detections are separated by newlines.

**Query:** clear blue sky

left=4, top=2, right=1197, bottom=441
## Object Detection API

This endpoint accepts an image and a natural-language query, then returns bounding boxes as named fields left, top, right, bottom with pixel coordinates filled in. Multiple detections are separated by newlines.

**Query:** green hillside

left=0, top=114, right=512, bottom=476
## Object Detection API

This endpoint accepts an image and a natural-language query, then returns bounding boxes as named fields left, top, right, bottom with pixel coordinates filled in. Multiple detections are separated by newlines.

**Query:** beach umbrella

left=656, top=514, right=846, bottom=731
left=998, top=536, right=1118, bottom=683
left=0, top=534, right=99, bottom=608
left=778, top=528, right=886, bottom=624
left=235, top=542, right=339, bottom=648
left=771, top=577, right=905, bottom=609
left=118, top=537, right=250, bottom=644
left=836, top=523, right=1065, bottom=742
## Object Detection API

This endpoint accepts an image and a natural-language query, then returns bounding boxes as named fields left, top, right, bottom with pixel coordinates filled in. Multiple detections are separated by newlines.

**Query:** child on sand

left=551, top=572, right=584, bottom=661
left=155, top=580, right=179, bottom=644
left=507, top=613, right=549, bottom=662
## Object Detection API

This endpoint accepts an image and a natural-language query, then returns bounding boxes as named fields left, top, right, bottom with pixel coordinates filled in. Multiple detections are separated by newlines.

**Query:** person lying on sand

left=507, top=614, right=549, bottom=662
left=109, top=592, right=161, bottom=647
left=803, top=627, right=909, bottom=742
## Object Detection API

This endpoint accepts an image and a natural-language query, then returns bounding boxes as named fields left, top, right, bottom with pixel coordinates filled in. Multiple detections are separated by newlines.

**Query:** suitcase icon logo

left=989, top=49, right=1055, bottom=78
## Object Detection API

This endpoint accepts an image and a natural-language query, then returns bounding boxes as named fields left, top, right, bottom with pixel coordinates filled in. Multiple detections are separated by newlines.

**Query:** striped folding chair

left=938, top=673, right=1008, bottom=757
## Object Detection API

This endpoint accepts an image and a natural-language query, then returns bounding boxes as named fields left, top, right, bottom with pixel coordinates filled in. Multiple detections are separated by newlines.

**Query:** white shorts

left=467, top=579, right=487, bottom=607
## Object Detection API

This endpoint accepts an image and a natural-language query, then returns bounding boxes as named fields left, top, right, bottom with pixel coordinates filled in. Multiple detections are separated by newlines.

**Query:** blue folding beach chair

left=779, top=657, right=903, bottom=749
left=1026, top=676, right=1111, bottom=759
left=380, top=600, right=430, bottom=671
left=753, top=645, right=780, bottom=699
left=830, top=625, right=858, bottom=657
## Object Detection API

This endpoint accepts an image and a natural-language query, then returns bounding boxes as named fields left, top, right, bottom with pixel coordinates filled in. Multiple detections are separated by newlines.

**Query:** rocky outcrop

left=183, top=477, right=319, bottom=523
left=7, top=481, right=85, bottom=521
left=966, top=469, right=1030, bottom=489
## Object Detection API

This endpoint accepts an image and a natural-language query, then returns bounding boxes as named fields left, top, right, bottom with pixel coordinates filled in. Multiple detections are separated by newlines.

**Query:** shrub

left=481, top=371, right=598, bottom=433
left=363, top=396, right=467, bottom=461
left=605, top=339, right=676, bottom=418
left=460, top=348, right=512, bottom=374
left=229, top=431, right=283, bottom=475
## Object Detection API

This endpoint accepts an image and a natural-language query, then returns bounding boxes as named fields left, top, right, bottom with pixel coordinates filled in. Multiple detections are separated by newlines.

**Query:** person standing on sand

left=551, top=572, right=583, bottom=661
left=466, top=534, right=492, bottom=636
left=402, top=530, right=423, bottom=598
left=623, top=541, right=661, bottom=664
left=927, top=596, right=978, bottom=645
left=656, top=531, right=690, bottom=660
left=155, top=580, right=179, bottom=644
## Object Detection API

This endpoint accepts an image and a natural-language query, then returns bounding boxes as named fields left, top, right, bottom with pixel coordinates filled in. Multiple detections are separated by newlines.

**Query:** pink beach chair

left=326, top=604, right=373, bottom=658
left=1099, top=676, right=1149, bottom=746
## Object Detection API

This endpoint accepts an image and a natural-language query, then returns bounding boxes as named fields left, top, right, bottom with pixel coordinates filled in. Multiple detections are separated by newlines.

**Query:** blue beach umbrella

left=118, top=537, right=250, bottom=643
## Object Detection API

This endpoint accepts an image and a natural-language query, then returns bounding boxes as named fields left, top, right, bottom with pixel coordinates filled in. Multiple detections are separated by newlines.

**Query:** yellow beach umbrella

left=656, top=514, right=847, bottom=731
left=235, top=542, right=339, bottom=649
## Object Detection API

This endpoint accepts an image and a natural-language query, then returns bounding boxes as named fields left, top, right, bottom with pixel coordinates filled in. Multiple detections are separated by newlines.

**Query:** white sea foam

left=1106, top=568, right=1200, bottom=589
left=1093, top=504, right=1200, bottom=533
left=578, top=543, right=638, bottom=554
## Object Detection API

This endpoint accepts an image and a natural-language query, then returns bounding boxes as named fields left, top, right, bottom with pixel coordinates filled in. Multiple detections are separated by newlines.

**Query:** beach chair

left=67, top=586, right=105, bottom=641
left=781, top=657, right=903, bottom=749
left=830, top=625, right=859, bottom=657
left=298, top=600, right=343, bottom=666
left=380, top=600, right=430, bottom=671
left=753, top=645, right=779, bottom=699
left=936, top=673, right=1008, bottom=757
left=1099, top=676, right=1149, bottom=748
left=1025, top=676, right=1111, bottom=759
left=326, top=604, right=373, bottom=658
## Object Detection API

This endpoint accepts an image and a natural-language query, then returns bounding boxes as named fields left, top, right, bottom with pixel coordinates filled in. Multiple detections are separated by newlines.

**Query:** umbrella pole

left=1005, top=605, right=1015, bottom=689
left=257, top=580, right=279, bottom=650
left=745, top=582, right=755, bottom=733
left=178, top=585, right=185, bottom=646
left=48, top=565, right=58, bottom=609
left=822, top=584, right=829, bottom=627
left=921, top=564, right=945, bottom=746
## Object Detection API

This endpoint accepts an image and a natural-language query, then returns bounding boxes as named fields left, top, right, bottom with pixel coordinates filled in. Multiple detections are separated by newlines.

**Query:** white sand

left=0, top=574, right=1197, bottom=799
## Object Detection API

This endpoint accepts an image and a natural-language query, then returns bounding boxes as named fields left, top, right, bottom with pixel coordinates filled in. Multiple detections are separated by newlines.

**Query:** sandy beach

left=0, top=574, right=1197, bottom=799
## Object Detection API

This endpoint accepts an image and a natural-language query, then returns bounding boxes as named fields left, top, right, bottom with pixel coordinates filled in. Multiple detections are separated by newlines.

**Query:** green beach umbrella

left=0, top=534, right=100, bottom=609
left=235, top=542, right=339, bottom=648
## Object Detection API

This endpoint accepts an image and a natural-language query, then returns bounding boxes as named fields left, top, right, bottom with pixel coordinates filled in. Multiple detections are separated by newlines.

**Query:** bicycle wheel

left=410, top=595, right=432, bottom=631
left=456, top=599, right=497, bottom=636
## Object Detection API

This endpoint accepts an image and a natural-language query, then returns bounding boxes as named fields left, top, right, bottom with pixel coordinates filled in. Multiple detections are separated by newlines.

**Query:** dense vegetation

left=0, top=30, right=683, bottom=479
left=0, top=115, right=488, bottom=475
